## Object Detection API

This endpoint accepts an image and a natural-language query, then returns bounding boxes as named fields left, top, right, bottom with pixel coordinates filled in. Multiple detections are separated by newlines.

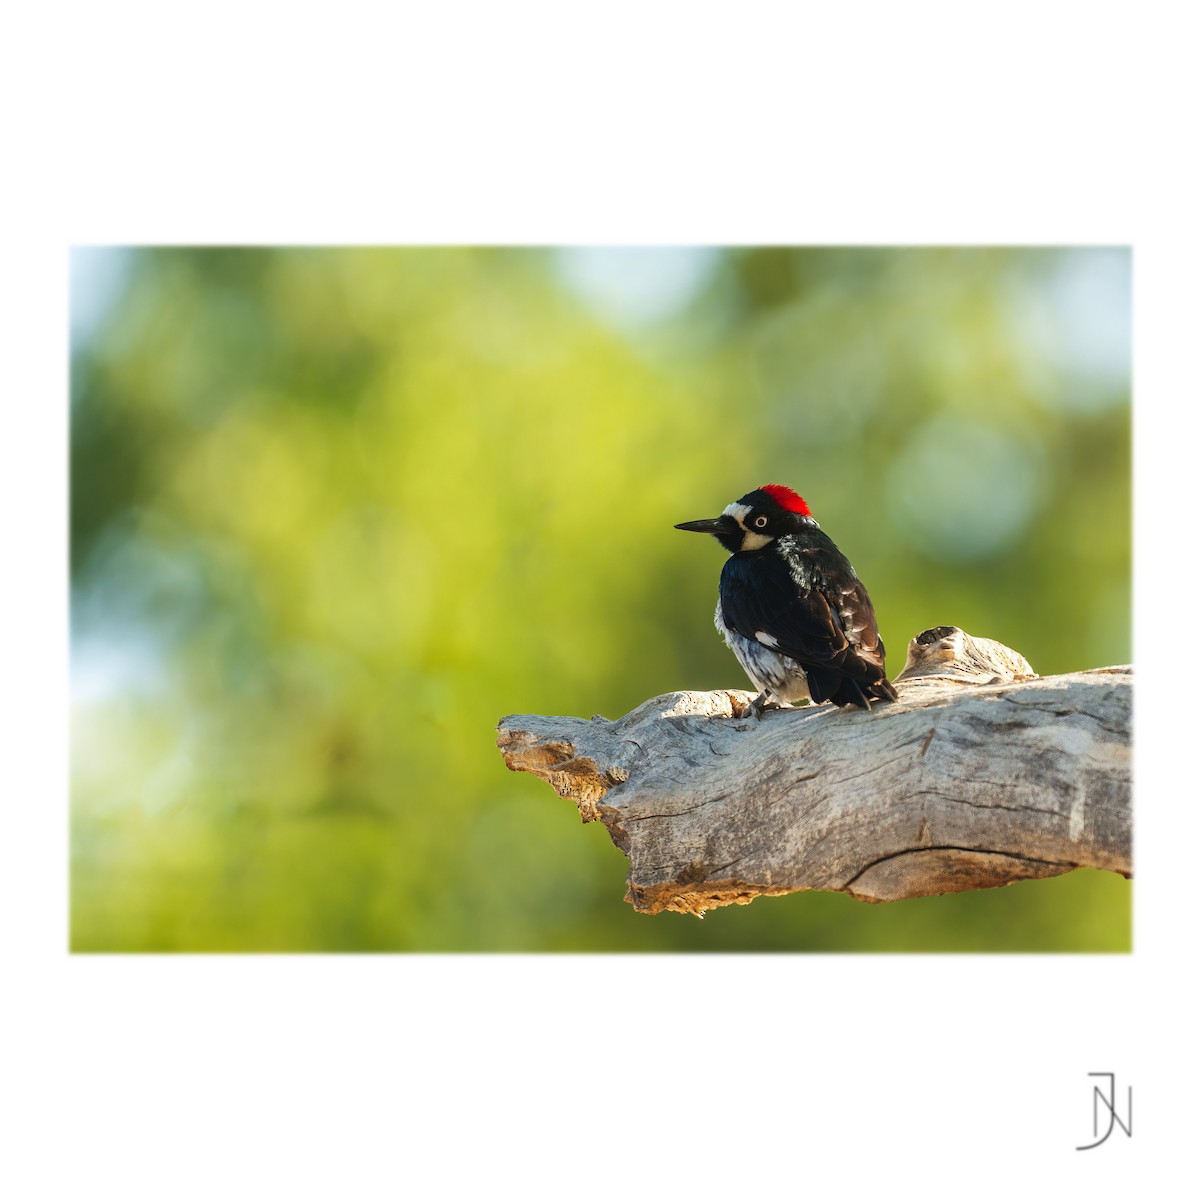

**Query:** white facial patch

left=721, top=501, right=774, bottom=552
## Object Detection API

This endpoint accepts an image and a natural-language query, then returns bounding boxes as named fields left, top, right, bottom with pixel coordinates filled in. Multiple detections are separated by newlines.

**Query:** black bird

left=676, top=483, right=898, bottom=713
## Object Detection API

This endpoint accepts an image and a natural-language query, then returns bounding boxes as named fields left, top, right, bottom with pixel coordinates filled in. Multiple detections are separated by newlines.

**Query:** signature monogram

left=1076, top=1072, right=1132, bottom=1151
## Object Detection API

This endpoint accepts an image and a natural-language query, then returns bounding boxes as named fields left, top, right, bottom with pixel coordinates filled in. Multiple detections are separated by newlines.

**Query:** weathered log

left=496, top=626, right=1131, bottom=916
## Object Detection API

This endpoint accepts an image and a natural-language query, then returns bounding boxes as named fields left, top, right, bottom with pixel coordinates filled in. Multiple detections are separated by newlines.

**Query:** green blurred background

left=70, top=246, right=1131, bottom=952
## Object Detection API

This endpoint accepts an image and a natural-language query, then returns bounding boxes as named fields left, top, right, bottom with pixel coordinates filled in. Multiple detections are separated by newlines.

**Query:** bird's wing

left=822, top=574, right=888, bottom=677
left=719, top=551, right=886, bottom=682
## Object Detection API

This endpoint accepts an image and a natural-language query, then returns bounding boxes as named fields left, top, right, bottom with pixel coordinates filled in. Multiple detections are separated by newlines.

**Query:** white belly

left=714, top=602, right=812, bottom=705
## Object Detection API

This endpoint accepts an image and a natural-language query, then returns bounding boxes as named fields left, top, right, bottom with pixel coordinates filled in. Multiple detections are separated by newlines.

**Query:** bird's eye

left=754, top=516, right=768, bottom=529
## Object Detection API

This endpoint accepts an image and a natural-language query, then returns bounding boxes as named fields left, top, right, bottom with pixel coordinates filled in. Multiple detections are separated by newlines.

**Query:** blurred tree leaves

left=70, top=246, right=1131, bottom=951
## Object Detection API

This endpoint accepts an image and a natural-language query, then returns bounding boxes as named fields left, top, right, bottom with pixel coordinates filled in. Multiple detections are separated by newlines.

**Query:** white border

left=6, top=5, right=1196, bottom=1194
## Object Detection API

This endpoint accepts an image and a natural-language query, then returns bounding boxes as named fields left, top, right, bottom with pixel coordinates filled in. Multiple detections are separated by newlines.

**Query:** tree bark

left=495, top=626, right=1131, bottom=916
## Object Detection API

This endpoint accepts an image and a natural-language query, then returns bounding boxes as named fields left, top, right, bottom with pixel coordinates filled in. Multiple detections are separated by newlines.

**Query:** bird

left=675, top=483, right=898, bottom=714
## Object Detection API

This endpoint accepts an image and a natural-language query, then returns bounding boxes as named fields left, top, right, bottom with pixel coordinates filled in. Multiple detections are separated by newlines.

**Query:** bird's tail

left=827, top=675, right=899, bottom=710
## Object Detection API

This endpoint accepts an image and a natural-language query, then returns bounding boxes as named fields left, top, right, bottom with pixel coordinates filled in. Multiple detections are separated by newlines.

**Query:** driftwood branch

left=496, top=626, right=1131, bottom=916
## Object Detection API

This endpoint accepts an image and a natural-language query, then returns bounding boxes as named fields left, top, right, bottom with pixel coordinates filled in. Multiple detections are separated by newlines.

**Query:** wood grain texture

left=496, top=627, right=1131, bottom=916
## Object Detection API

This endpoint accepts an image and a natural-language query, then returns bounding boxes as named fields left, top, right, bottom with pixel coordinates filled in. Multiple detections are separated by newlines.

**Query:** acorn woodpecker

left=676, top=483, right=898, bottom=714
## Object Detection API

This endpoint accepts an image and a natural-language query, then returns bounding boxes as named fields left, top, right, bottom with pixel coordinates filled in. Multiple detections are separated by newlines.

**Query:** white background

left=2, top=3, right=1194, bottom=1195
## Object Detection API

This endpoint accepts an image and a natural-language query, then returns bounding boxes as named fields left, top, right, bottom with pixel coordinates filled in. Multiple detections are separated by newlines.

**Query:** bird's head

left=675, top=483, right=815, bottom=553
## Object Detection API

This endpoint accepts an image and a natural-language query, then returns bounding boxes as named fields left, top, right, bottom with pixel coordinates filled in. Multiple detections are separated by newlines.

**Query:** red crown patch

left=760, top=483, right=811, bottom=516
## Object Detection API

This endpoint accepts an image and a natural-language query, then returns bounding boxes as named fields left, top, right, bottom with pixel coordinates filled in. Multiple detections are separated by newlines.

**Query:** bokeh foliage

left=70, top=246, right=1131, bottom=951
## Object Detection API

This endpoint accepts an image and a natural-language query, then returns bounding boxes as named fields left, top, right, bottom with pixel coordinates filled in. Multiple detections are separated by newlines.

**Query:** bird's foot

left=745, top=690, right=773, bottom=720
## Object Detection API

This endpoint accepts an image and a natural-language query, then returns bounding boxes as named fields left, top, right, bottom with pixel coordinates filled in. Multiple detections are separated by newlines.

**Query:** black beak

left=674, top=515, right=738, bottom=536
